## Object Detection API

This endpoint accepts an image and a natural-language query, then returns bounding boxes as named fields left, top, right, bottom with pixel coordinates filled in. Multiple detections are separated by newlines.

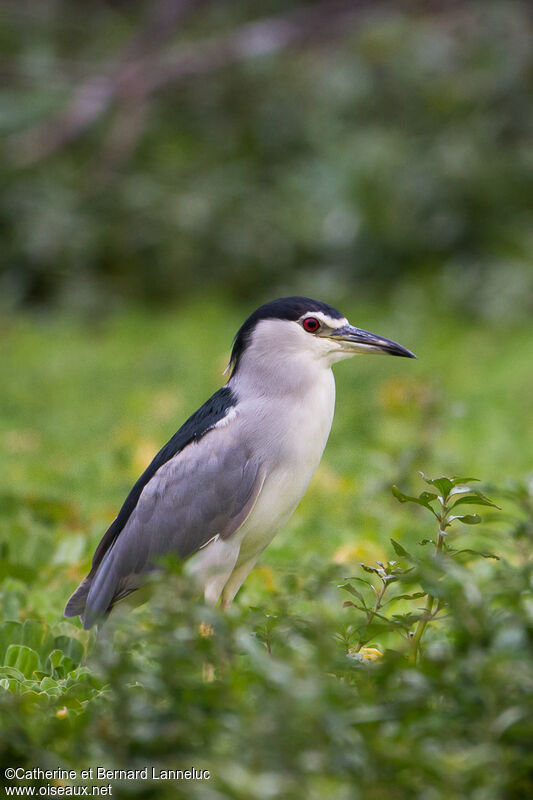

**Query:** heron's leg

left=220, top=555, right=261, bottom=608
left=185, top=535, right=241, bottom=605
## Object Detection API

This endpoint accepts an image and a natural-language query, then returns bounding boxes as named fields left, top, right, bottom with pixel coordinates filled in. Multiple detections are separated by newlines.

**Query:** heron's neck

left=229, top=348, right=333, bottom=400
left=229, top=352, right=336, bottom=482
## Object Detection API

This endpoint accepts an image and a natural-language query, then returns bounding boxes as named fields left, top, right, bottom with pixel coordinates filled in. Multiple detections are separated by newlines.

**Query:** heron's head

left=228, top=297, right=416, bottom=379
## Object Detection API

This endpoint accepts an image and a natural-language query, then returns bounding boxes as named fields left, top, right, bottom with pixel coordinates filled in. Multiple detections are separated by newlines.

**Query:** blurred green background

left=2, top=0, right=533, bottom=317
left=1, top=1, right=533, bottom=798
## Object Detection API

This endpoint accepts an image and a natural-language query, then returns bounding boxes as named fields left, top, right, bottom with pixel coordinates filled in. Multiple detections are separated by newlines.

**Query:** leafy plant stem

left=409, top=525, right=446, bottom=665
left=354, top=580, right=388, bottom=652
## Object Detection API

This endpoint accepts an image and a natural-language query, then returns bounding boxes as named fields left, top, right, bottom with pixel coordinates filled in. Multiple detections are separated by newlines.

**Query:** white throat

left=228, top=319, right=337, bottom=487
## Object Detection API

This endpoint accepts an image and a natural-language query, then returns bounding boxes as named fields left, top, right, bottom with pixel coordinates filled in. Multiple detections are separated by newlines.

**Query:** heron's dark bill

left=330, top=325, right=417, bottom=359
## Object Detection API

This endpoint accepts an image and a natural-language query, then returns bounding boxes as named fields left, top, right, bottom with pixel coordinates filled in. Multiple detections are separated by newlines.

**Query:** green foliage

left=1, top=463, right=532, bottom=797
left=3, top=526, right=533, bottom=798
left=341, top=474, right=502, bottom=663
left=80, top=480, right=532, bottom=799
left=0, top=618, right=99, bottom=702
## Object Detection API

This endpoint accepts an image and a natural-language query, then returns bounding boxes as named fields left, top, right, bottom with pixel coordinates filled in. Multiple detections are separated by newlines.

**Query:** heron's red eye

left=303, top=317, right=320, bottom=333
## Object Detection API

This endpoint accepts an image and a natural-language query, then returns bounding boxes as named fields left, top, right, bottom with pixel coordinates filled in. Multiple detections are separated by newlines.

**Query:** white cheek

left=327, top=348, right=357, bottom=364
left=312, top=337, right=355, bottom=366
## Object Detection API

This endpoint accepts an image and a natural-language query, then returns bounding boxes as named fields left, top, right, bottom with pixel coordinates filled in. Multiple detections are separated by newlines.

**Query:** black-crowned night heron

left=65, top=297, right=415, bottom=628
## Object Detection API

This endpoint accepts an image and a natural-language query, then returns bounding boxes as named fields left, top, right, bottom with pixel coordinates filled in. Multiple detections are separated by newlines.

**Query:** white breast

left=233, top=366, right=336, bottom=561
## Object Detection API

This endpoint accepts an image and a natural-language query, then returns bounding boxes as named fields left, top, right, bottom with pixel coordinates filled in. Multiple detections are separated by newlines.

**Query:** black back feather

left=89, top=386, right=237, bottom=575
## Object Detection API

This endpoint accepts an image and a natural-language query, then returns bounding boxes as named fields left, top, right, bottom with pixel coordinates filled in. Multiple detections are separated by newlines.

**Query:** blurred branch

left=120, top=0, right=206, bottom=63
left=11, top=0, right=208, bottom=166
left=144, top=0, right=380, bottom=92
left=10, top=0, right=379, bottom=166
left=11, top=0, right=464, bottom=167
left=97, top=0, right=377, bottom=178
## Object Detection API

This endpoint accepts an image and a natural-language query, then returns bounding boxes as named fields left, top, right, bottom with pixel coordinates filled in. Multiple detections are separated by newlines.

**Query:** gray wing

left=82, top=427, right=263, bottom=628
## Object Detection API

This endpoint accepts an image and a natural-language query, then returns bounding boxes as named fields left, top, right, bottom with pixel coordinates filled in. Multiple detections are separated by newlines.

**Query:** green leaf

left=45, top=649, right=66, bottom=676
left=418, top=473, right=454, bottom=498
left=21, top=620, right=54, bottom=661
left=345, top=576, right=375, bottom=589
left=39, top=677, right=62, bottom=696
left=451, top=548, right=499, bottom=561
left=448, top=513, right=482, bottom=525
left=448, top=486, right=472, bottom=497
left=391, top=592, right=427, bottom=601
left=392, top=486, right=419, bottom=504
left=391, top=612, right=424, bottom=627
left=360, top=564, right=381, bottom=576
left=46, top=650, right=76, bottom=679
left=392, top=486, right=439, bottom=517
left=0, top=665, right=25, bottom=682
left=0, top=621, right=22, bottom=663
left=53, top=636, right=84, bottom=666
left=0, top=620, right=57, bottom=667
left=450, top=493, right=501, bottom=510
left=418, top=491, right=439, bottom=507
left=46, top=649, right=64, bottom=668
left=338, top=583, right=367, bottom=606
left=390, top=539, right=412, bottom=559
left=4, top=645, right=40, bottom=678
